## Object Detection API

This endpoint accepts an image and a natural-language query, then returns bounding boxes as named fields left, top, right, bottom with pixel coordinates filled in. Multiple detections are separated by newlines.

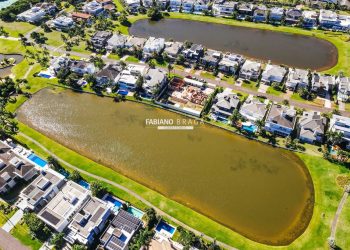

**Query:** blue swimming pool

left=242, top=124, right=257, bottom=133
left=156, top=220, right=176, bottom=235
left=105, top=195, right=123, bottom=209
left=27, top=153, right=47, bottom=168
left=127, top=206, right=144, bottom=219
left=38, top=73, right=52, bottom=79
left=78, top=180, right=90, bottom=190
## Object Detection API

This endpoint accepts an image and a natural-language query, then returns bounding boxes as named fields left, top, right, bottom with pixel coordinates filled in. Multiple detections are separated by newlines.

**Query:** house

left=106, top=33, right=128, bottom=51
left=142, top=0, right=153, bottom=8
left=65, top=197, right=111, bottom=245
left=212, top=0, right=237, bottom=17
left=319, top=10, right=339, bottom=29
left=285, top=68, right=309, bottom=91
left=70, top=60, right=96, bottom=76
left=218, top=53, right=244, bottom=75
left=239, top=96, right=268, bottom=122
left=260, top=64, right=287, bottom=85
left=285, top=8, right=302, bottom=25
left=95, top=63, right=123, bottom=87
left=329, top=115, right=350, bottom=149
left=116, top=64, right=146, bottom=90
left=237, top=3, right=254, bottom=19
left=82, top=1, right=105, bottom=16
left=91, top=31, right=113, bottom=50
left=155, top=0, right=168, bottom=9
left=17, top=7, right=46, bottom=23
left=125, top=0, right=141, bottom=12
left=297, top=111, right=327, bottom=144
left=264, top=104, right=296, bottom=137
left=96, top=0, right=116, bottom=11
left=35, top=2, right=57, bottom=15
left=51, top=56, right=71, bottom=76
left=52, top=16, right=75, bottom=31
left=193, top=0, right=210, bottom=14
left=143, top=37, right=165, bottom=58
left=311, top=73, right=336, bottom=97
left=169, top=0, right=182, bottom=11
left=338, top=15, right=350, bottom=31
left=253, top=5, right=268, bottom=22
left=164, top=41, right=183, bottom=60
left=0, top=143, right=37, bottom=194
left=71, top=12, right=92, bottom=24
left=38, top=181, right=90, bottom=232
left=302, top=10, right=318, bottom=28
left=211, top=89, right=240, bottom=121
left=182, top=44, right=204, bottom=61
left=18, top=168, right=65, bottom=211
left=269, top=7, right=284, bottom=23
left=199, top=49, right=222, bottom=68
left=143, top=68, right=168, bottom=97
left=182, top=0, right=195, bottom=13
left=337, top=77, right=350, bottom=102
left=125, top=36, right=147, bottom=51
left=239, top=60, right=261, bottom=80
left=99, top=209, right=142, bottom=250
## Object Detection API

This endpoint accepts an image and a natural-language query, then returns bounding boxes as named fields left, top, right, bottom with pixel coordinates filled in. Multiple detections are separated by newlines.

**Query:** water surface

left=130, top=19, right=337, bottom=70
left=17, top=89, right=315, bottom=245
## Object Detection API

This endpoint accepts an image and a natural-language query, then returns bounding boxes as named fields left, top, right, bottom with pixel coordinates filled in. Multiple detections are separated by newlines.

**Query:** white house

left=337, top=77, right=350, bottom=102
left=329, top=115, right=350, bottom=149
left=17, top=7, right=46, bottom=23
left=82, top=1, right=104, bottom=15
left=143, top=37, right=165, bottom=58
left=239, top=96, right=268, bottom=122
left=264, top=104, right=296, bottom=137
left=52, top=16, right=75, bottom=31
left=212, top=0, right=237, bottom=17
left=143, top=68, right=168, bottom=97
left=260, top=64, right=287, bottom=85
left=70, top=61, right=96, bottom=76
left=285, top=68, right=309, bottom=90
left=182, top=0, right=195, bottom=13
left=319, top=10, right=339, bottom=29
left=239, top=60, right=261, bottom=80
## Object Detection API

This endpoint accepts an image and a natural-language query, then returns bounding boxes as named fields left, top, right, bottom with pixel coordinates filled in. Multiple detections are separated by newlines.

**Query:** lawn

left=291, top=93, right=325, bottom=107
left=335, top=195, right=350, bottom=249
left=242, top=80, right=259, bottom=91
left=0, top=21, right=35, bottom=37
left=0, top=39, right=25, bottom=54
left=200, top=71, right=216, bottom=80
left=13, top=115, right=349, bottom=250
left=125, top=55, right=139, bottom=62
left=42, top=30, right=65, bottom=47
left=266, top=86, right=283, bottom=96
left=221, top=75, right=235, bottom=84
left=10, top=221, right=42, bottom=250
left=0, top=202, right=16, bottom=227
left=108, top=53, right=121, bottom=60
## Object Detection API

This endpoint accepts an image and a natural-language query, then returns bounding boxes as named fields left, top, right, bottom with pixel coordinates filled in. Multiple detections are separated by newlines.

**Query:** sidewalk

left=2, top=209, right=23, bottom=233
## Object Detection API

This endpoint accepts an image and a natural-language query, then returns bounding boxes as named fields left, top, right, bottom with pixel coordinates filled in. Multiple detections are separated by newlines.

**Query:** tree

left=70, top=169, right=82, bottom=182
left=51, top=233, right=65, bottom=249
left=90, top=181, right=107, bottom=198
left=135, top=75, right=144, bottom=94
left=167, top=63, right=174, bottom=76
left=118, top=13, right=129, bottom=25
left=254, top=119, right=265, bottom=131
left=129, top=228, right=154, bottom=249
left=23, top=213, right=51, bottom=241
left=326, top=131, right=343, bottom=146
left=145, top=208, right=158, bottom=229
left=147, top=6, right=163, bottom=21
left=47, top=156, right=62, bottom=171
left=229, top=109, right=241, bottom=126
left=72, top=244, right=87, bottom=250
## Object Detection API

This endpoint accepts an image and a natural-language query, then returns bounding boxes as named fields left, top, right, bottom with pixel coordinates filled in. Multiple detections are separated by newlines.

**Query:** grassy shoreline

left=125, top=13, right=349, bottom=75
left=12, top=90, right=349, bottom=250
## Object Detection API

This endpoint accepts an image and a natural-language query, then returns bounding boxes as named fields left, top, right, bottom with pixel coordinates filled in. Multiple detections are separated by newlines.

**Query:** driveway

left=0, top=228, right=29, bottom=250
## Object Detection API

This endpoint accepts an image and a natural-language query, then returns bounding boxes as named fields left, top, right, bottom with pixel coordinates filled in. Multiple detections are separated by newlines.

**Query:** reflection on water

left=17, top=89, right=315, bottom=245
left=130, top=19, right=337, bottom=70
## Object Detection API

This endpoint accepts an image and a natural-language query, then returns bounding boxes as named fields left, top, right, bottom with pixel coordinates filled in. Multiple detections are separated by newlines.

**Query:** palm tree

left=167, top=63, right=174, bottom=76
left=254, top=119, right=265, bottom=131
left=326, top=130, right=343, bottom=146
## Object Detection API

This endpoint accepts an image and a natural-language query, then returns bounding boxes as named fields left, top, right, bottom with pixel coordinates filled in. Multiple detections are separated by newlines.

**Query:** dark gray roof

left=266, top=104, right=296, bottom=129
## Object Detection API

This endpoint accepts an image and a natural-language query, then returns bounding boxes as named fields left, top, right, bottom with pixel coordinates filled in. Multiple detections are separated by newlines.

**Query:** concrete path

left=339, top=101, right=345, bottom=111
left=0, top=228, right=29, bottom=250
left=330, top=191, right=349, bottom=238
left=19, top=133, right=238, bottom=250
left=257, top=84, right=268, bottom=93
left=2, top=210, right=23, bottom=233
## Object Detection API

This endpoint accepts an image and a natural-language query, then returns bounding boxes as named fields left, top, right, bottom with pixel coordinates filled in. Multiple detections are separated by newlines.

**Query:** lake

left=0, top=0, right=19, bottom=9
left=129, top=19, right=337, bottom=70
left=17, top=89, right=315, bottom=245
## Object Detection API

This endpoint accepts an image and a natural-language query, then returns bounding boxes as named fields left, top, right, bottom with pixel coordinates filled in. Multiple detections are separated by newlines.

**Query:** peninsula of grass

left=127, top=13, right=350, bottom=76
left=13, top=118, right=348, bottom=250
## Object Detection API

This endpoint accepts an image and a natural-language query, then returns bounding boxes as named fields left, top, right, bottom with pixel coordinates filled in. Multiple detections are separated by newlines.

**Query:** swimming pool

left=242, top=124, right=257, bottom=133
left=38, top=73, right=52, bottom=79
left=156, top=220, right=176, bottom=236
left=127, top=206, right=144, bottom=219
left=117, top=89, right=129, bottom=96
left=27, top=153, right=47, bottom=168
left=104, top=195, right=123, bottom=212
left=78, top=180, right=90, bottom=190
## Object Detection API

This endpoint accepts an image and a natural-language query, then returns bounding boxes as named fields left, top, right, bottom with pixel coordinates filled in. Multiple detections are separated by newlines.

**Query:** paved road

left=0, top=228, right=29, bottom=250
left=19, top=132, right=238, bottom=250
left=330, top=191, right=349, bottom=238
left=42, top=44, right=350, bottom=116
left=2, top=210, right=23, bottom=232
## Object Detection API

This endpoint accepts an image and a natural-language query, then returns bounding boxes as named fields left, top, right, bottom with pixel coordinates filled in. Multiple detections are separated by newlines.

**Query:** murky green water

left=17, top=89, right=314, bottom=245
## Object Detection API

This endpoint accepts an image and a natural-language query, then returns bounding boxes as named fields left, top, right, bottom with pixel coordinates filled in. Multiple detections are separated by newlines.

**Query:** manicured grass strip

left=14, top=119, right=349, bottom=249
left=335, top=195, right=350, bottom=249
left=0, top=202, right=16, bottom=227
left=0, top=21, right=36, bottom=38
left=125, top=56, right=139, bottom=62
left=266, top=86, right=283, bottom=97
left=10, top=221, right=42, bottom=250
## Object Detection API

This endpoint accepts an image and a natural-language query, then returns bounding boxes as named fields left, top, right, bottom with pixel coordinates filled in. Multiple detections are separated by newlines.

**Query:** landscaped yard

left=0, top=202, right=16, bottom=227
left=266, top=86, right=283, bottom=96
left=125, top=55, right=139, bottom=63
left=108, top=53, right=121, bottom=60
left=221, top=75, right=235, bottom=84
left=0, top=21, right=35, bottom=37
left=335, top=195, right=350, bottom=249
left=242, top=80, right=259, bottom=91
left=200, top=71, right=216, bottom=80
left=10, top=221, right=42, bottom=250
left=291, top=93, right=325, bottom=107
